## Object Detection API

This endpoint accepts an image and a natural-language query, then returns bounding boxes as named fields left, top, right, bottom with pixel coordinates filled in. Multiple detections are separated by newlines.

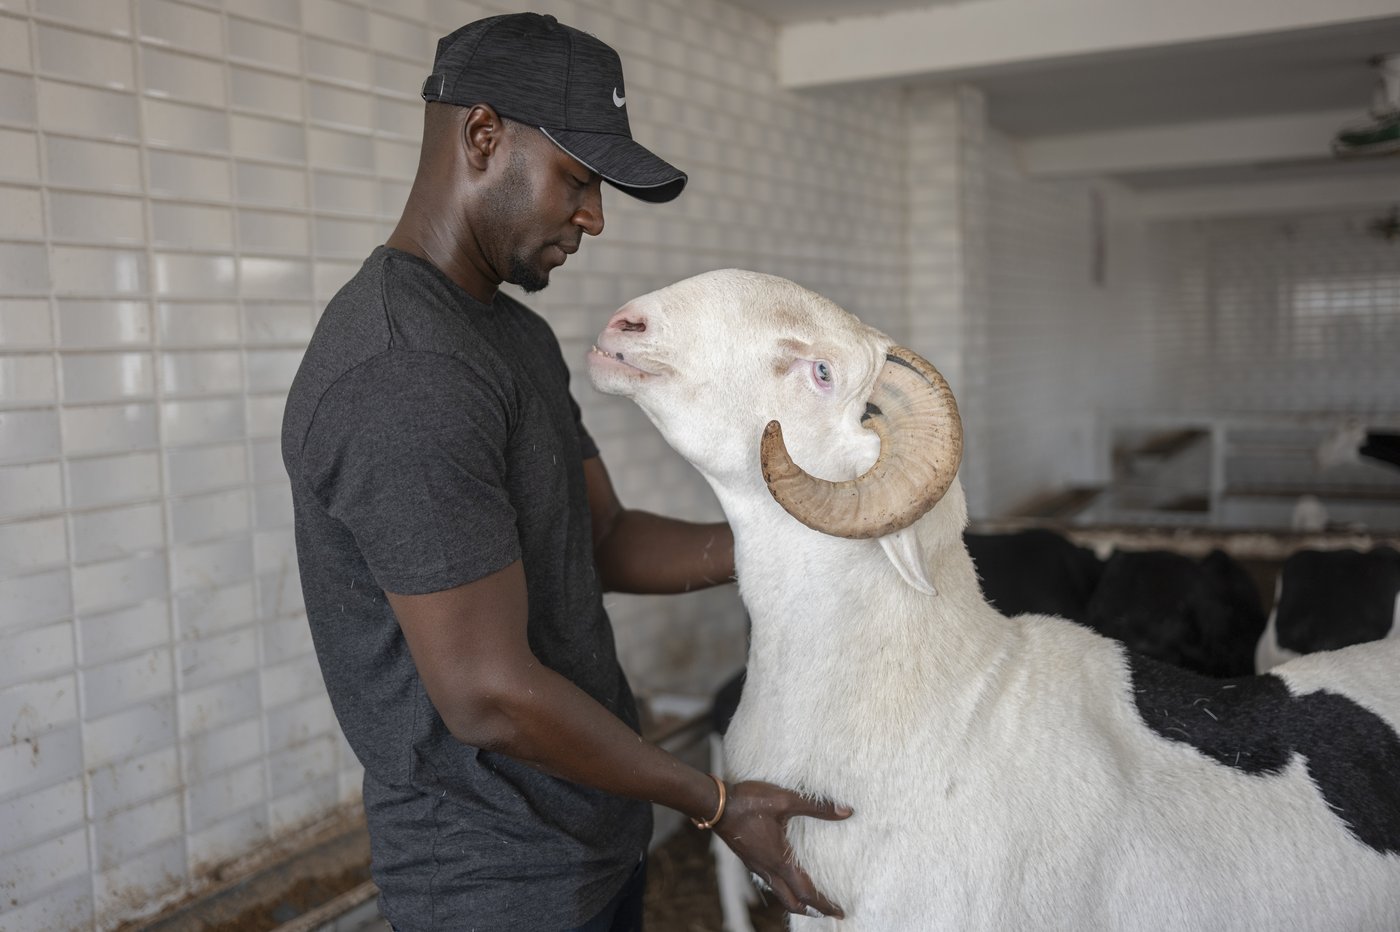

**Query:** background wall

left=0, top=0, right=909, bottom=928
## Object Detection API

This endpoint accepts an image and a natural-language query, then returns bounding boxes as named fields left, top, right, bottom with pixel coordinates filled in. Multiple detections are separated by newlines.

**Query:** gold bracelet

left=691, top=773, right=727, bottom=830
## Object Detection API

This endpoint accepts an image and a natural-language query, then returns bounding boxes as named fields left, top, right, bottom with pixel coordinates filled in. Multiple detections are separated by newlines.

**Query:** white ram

left=588, top=269, right=1400, bottom=932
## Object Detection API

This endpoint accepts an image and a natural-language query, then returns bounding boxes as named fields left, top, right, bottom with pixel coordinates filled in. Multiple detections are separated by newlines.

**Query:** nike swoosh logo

left=612, top=87, right=626, bottom=107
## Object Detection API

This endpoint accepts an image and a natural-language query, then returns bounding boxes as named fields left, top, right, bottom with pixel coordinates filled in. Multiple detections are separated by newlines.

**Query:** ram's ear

left=879, top=525, right=937, bottom=595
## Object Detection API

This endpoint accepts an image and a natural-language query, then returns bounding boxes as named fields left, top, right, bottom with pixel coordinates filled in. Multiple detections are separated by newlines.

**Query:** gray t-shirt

left=281, top=246, right=651, bottom=930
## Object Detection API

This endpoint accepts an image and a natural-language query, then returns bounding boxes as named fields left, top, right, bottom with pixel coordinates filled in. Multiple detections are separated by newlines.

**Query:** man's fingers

left=765, top=875, right=802, bottom=915
left=784, top=866, right=845, bottom=920
left=791, top=795, right=854, bottom=822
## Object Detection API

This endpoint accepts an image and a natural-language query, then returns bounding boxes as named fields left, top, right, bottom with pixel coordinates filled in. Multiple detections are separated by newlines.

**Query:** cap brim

left=541, top=128, right=687, bottom=204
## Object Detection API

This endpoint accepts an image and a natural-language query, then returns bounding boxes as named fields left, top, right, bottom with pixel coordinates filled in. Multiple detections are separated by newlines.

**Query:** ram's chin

left=586, top=352, right=645, bottom=397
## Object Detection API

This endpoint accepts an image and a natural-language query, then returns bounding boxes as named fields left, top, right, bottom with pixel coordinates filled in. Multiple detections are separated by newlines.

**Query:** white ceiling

left=726, top=0, right=1400, bottom=197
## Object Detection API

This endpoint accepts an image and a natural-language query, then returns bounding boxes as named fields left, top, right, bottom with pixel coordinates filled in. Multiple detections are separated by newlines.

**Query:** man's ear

left=463, top=104, right=505, bottom=172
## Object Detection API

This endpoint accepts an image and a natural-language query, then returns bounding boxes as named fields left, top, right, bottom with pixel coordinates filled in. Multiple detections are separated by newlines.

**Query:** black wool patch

left=1129, top=651, right=1400, bottom=854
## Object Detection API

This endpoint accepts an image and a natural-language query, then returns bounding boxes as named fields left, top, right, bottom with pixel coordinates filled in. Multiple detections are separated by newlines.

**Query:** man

left=282, top=13, right=849, bottom=931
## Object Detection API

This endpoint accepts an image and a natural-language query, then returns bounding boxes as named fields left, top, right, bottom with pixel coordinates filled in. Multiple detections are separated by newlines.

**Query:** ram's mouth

left=589, top=344, right=664, bottom=377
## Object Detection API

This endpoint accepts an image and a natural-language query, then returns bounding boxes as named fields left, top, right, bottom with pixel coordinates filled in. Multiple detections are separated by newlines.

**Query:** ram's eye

left=813, top=361, right=833, bottom=384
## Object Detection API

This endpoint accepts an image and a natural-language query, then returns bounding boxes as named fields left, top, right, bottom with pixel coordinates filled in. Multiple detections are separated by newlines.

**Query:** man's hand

left=714, top=780, right=853, bottom=920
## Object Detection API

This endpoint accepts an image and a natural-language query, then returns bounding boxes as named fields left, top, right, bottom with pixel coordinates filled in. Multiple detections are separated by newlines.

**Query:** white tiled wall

left=0, top=0, right=910, bottom=928
left=1147, top=210, right=1400, bottom=417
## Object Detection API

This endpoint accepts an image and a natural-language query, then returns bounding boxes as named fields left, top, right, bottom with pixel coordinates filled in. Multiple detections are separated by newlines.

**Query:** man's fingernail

left=804, top=906, right=825, bottom=919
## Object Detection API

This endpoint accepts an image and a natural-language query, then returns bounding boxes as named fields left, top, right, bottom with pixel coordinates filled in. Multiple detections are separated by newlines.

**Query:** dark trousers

left=565, top=857, right=646, bottom=932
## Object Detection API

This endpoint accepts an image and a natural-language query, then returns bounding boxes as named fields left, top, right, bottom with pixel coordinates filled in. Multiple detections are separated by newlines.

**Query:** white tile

left=252, top=481, right=291, bottom=533
left=179, top=669, right=259, bottom=738
left=141, top=45, right=226, bottom=108
left=152, top=253, right=236, bottom=298
left=57, top=300, right=150, bottom=348
left=72, top=551, right=167, bottom=616
left=0, top=673, right=78, bottom=749
left=266, top=734, right=336, bottom=798
left=240, top=256, right=313, bottom=300
left=49, top=246, right=147, bottom=296
left=147, top=149, right=232, bottom=201
left=0, top=184, right=43, bottom=239
left=0, top=721, right=81, bottom=799
left=78, top=599, right=169, bottom=667
left=60, top=352, right=155, bottom=403
left=235, top=160, right=307, bottom=208
left=138, top=0, right=222, bottom=57
left=61, top=402, right=158, bottom=456
left=260, top=653, right=320, bottom=707
left=144, top=97, right=230, bottom=152
left=375, top=94, right=421, bottom=139
left=72, top=502, right=163, bottom=564
left=187, top=804, right=267, bottom=875
left=0, top=300, right=52, bottom=347
left=0, top=828, right=88, bottom=902
left=308, top=126, right=374, bottom=172
left=161, top=397, right=245, bottom=446
left=150, top=202, right=235, bottom=252
left=160, top=350, right=242, bottom=398
left=252, top=527, right=294, bottom=578
left=0, top=12, right=31, bottom=71
left=0, top=462, right=63, bottom=519
left=0, top=407, right=61, bottom=464
left=171, top=535, right=253, bottom=592
left=239, top=209, right=311, bottom=255
left=369, top=11, right=430, bottom=61
left=244, top=303, right=315, bottom=345
left=170, top=488, right=250, bottom=545
left=0, top=568, right=70, bottom=633
left=266, top=692, right=335, bottom=752
left=268, top=775, right=338, bottom=834
left=256, top=564, right=303, bottom=621
left=260, top=615, right=310, bottom=668
left=86, top=745, right=179, bottom=821
left=230, top=66, right=303, bottom=120
left=228, top=16, right=301, bottom=72
left=93, top=838, right=184, bottom=919
left=92, top=791, right=182, bottom=871
left=250, top=437, right=285, bottom=483
left=305, top=37, right=370, bottom=88
left=246, top=394, right=285, bottom=438
left=0, top=516, right=66, bottom=575
left=67, top=451, right=160, bottom=509
left=312, top=171, right=375, bottom=214
left=166, top=442, right=248, bottom=496
left=374, top=54, right=422, bottom=100
left=313, top=216, right=376, bottom=258
left=81, top=646, right=172, bottom=715
left=0, top=776, right=84, bottom=858
left=35, top=23, right=134, bottom=90
left=245, top=348, right=301, bottom=394
left=34, top=0, right=131, bottom=36
left=0, top=71, right=37, bottom=126
left=47, top=191, right=144, bottom=245
left=186, top=759, right=263, bottom=832
left=172, top=577, right=254, bottom=643
left=0, top=621, right=74, bottom=690
left=230, top=113, right=307, bottom=163
left=36, top=79, right=139, bottom=141
left=82, top=695, right=175, bottom=766
left=1, top=876, right=93, bottom=932
left=0, top=242, right=51, bottom=294
left=308, top=81, right=373, bottom=130
left=236, top=0, right=299, bottom=27
left=302, top=0, right=367, bottom=47
left=0, top=354, right=56, bottom=406
left=43, top=135, right=141, bottom=193
left=183, top=715, right=261, bottom=779
left=157, top=302, right=241, bottom=346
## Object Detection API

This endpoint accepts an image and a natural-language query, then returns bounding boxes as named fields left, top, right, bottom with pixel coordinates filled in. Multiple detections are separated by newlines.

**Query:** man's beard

left=508, top=252, right=550, bottom=293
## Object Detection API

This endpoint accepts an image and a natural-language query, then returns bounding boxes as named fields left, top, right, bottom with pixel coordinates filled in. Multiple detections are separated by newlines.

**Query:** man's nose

left=574, top=182, right=604, bottom=237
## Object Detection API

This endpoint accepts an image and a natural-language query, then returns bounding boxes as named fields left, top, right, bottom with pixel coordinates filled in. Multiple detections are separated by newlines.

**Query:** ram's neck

left=716, top=490, right=1017, bottom=791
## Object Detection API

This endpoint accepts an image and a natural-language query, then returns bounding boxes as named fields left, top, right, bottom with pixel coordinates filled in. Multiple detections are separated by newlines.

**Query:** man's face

left=482, top=126, right=604, bottom=293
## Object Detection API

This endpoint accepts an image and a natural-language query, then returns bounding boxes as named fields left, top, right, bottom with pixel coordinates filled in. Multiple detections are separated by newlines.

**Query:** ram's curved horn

left=760, top=346, right=963, bottom=540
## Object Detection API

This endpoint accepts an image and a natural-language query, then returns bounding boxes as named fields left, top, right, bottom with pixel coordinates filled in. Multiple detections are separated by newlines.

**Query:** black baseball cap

left=422, top=12, right=687, bottom=204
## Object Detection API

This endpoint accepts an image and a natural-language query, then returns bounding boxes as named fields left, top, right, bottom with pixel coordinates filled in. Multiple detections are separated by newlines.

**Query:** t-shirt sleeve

left=571, top=390, right=598, bottom=461
left=298, top=350, right=520, bottom=595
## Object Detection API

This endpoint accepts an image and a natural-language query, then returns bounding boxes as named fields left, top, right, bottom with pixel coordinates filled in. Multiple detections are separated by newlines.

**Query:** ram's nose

left=605, top=302, right=648, bottom=334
